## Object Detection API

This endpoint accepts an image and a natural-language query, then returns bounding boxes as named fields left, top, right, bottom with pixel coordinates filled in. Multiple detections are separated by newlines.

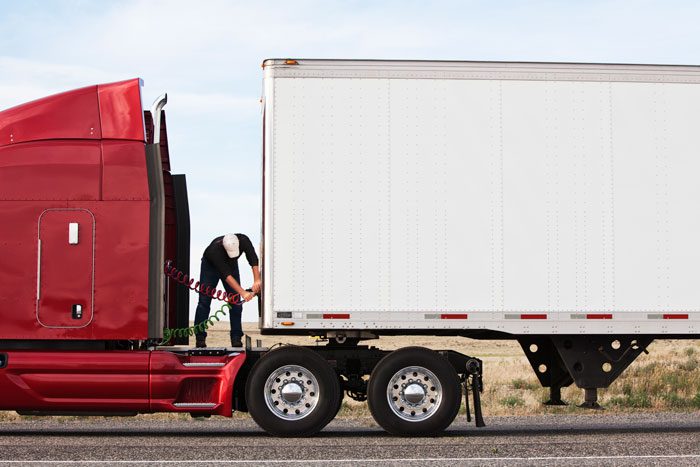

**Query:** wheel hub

left=280, top=381, right=304, bottom=403
left=387, top=366, right=443, bottom=422
left=403, top=382, right=427, bottom=404
left=264, top=365, right=320, bottom=420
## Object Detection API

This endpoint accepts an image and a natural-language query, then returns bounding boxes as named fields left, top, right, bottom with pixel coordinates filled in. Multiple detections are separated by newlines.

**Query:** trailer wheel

left=367, top=347, right=461, bottom=436
left=332, top=379, right=345, bottom=419
left=245, top=346, right=340, bottom=437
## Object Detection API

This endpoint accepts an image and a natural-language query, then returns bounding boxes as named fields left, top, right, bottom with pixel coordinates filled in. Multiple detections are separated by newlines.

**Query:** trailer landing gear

left=579, top=388, right=603, bottom=409
left=544, top=385, right=568, bottom=406
left=520, top=335, right=654, bottom=409
left=518, top=337, right=573, bottom=406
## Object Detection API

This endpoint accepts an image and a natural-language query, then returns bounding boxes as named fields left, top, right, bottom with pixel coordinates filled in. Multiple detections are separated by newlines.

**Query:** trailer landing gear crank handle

left=464, top=358, right=485, bottom=428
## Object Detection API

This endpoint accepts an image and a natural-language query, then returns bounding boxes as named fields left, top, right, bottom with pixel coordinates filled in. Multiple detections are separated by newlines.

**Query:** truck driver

left=194, top=233, right=261, bottom=348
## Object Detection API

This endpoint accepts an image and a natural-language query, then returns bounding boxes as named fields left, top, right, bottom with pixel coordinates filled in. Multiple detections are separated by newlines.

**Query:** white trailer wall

left=262, top=60, right=700, bottom=334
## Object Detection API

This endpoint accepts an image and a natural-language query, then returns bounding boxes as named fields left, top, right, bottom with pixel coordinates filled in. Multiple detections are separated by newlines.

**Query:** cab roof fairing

left=0, top=78, right=146, bottom=148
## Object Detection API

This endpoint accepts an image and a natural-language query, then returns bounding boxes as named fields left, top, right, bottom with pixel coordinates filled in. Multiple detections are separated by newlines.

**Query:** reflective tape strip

left=572, top=313, right=614, bottom=319
left=586, top=313, right=613, bottom=319
left=647, top=313, right=689, bottom=319
left=305, top=313, right=351, bottom=319
left=323, top=313, right=350, bottom=319
left=505, top=314, right=547, bottom=319
left=425, top=314, right=468, bottom=319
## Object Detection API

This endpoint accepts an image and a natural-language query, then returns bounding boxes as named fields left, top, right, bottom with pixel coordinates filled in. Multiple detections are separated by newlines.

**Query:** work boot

left=230, top=337, right=243, bottom=348
left=195, top=336, right=207, bottom=348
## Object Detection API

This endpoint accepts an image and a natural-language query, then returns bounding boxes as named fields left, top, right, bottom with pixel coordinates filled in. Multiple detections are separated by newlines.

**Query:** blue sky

left=1, top=0, right=699, bottom=322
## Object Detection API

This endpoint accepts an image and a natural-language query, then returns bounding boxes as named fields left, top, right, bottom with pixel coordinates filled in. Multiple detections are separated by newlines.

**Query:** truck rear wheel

left=245, top=346, right=340, bottom=437
left=367, top=347, right=461, bottom=436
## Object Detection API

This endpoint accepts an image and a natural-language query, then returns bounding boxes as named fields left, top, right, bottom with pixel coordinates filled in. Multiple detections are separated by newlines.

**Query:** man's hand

left=252, top=280, right=262, bottom=294
left=241, top=291, right=255, bottom=302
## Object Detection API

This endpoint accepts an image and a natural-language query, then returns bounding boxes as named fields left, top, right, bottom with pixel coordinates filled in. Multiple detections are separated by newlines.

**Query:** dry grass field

left=1, top=322, right=698, bottom=422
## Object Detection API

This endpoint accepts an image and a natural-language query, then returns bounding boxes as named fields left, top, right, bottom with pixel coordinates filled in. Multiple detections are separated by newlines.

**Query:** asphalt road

left=0, top=412, right=698, bottom=466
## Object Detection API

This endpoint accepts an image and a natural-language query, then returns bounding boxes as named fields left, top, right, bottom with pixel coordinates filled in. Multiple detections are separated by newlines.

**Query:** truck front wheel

left=367, top=347, right=462, bottom=436
left=245, top=346, right=340, bottom=437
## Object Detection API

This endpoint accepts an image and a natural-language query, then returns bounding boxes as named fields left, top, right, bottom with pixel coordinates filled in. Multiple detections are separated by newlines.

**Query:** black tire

left=245, top=346, right=340, bottom=437
left=333, top=377, right=345, bottom=419
left=367, top=346, right=461, bottom=436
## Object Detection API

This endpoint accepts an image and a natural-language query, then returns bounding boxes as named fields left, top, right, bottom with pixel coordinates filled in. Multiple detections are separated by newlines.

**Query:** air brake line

left=160, top=260, right=246, bottom=345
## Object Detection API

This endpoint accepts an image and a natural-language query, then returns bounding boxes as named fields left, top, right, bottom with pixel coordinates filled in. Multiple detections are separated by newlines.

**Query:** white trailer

left=244, top=60, right=700, bottom=436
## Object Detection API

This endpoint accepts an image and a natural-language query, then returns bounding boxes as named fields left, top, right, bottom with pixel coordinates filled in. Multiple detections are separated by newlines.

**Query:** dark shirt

left=203, top=234, right=259, bottom=278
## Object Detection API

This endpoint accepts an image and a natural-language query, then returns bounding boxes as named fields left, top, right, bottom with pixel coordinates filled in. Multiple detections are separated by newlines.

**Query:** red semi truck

left=1, top=61, right=699, bottom=437
left=0, top=77, right=475, bottom=436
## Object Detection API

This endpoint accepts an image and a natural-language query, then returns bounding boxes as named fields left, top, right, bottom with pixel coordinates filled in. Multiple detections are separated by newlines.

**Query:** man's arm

left=251, top=266, right=261, bottom=294
left=237, top=234, right=261, bottom=294
left=225, top=275, right=254, bottom=302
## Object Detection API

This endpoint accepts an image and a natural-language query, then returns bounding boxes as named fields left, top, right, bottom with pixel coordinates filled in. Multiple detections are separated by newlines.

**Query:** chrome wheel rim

left=386, top=366, right=442, bottom=422
left=264, top=365, right=320, bottom=420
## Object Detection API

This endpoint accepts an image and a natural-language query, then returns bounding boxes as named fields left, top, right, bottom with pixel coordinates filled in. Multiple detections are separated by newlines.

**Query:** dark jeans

left=193, top=257, right=242, bottom=341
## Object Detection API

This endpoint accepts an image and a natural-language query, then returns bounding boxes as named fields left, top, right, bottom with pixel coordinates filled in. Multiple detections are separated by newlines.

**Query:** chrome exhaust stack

left=150, top=93, right=168, bottom=144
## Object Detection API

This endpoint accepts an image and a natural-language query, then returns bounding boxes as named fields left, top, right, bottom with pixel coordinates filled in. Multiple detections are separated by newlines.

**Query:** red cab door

left=37, top=209, right=95, bottom=328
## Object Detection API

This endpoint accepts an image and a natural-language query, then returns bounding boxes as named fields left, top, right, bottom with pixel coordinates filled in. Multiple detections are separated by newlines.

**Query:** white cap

left=222, top=233, right=240, bottom=258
